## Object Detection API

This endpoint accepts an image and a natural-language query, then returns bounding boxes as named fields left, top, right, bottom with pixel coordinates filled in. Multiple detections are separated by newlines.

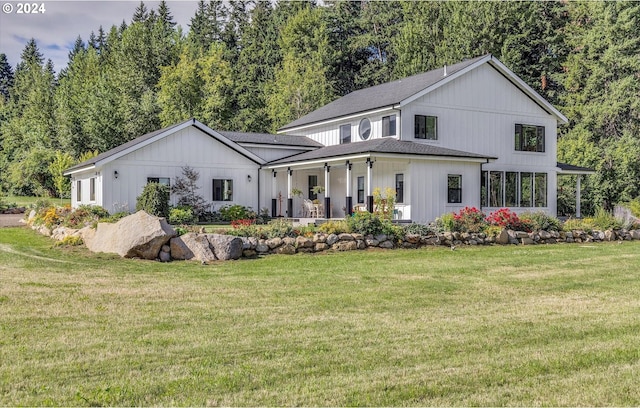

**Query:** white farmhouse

left=65, top=54, right=591, bottom=222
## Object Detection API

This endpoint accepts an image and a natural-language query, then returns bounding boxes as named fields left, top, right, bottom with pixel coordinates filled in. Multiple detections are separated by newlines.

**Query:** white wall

left=73, top=126, right=262, bottom=213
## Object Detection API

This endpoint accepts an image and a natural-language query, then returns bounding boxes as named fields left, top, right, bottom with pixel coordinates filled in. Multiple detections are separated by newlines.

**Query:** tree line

left=0, top=0, right=638, bottom=214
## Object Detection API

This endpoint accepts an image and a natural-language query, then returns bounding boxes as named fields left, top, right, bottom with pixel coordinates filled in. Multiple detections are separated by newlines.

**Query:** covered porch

left=557, top=162, right=596, bottom=218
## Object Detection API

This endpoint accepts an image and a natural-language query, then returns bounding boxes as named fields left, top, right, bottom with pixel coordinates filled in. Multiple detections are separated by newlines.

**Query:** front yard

left=1, top=227, right=639, bottom=406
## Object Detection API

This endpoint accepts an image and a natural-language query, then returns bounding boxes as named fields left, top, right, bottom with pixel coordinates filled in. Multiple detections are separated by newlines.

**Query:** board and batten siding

left=289, top=109, right=400, bottom=146
left=78, top=126, right=261, bottom=213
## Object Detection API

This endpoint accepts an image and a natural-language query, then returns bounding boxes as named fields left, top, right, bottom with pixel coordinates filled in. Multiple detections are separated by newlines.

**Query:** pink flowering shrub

left=486, top=208, right=532, bottom=232
left=452, top=207, right=487, bottom=233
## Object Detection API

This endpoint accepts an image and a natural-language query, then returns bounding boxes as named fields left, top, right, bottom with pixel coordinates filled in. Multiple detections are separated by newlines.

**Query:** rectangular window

left=520, top=172, right=533, bottom=207
left=489, top=171, right=503, bottom=207
left=382, top=115, right=396, bottom=137
left=340, top=124, right=351, bottom=144
left=415, top=115, right=437, bottom=140
left=76, top=180, right=81, bottom=202
left=448, top=175, right=462, bottom=204
left=308, top=175, right=318, bottom=200
left=90, top=177, right=96, bottom=201
left=480, top=171, right=488, bottom=207
left=395, top=174, right=404, bottom=203
left=147, top=177, right=170, bottom=186
left=357, top=176, right=364, bottom=203
left=515, top=124, right=545, bottom=152
left=505, top=172, right=518, bottom=207
left=535, top=173, right=547, bottom=207
left=213, top=179, right=233, bottom=201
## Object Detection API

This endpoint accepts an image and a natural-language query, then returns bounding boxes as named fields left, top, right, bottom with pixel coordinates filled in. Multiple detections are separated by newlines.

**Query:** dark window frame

left=382, top=115, right=396, bottom=137
left=90, top=177, right=96, bottom=202
left=447, top=174, right=462, bottom=204
left=415, top=115, right=437, bottom=140
left=395, top=173, right=404, bottom=203
left=515, top=124, right=545, bottom=152
left=357, top=176, right=365, bottom=204
left=147, top=177, right=171, bottom=187
left=213, top=178, right=233, bottom=201
left=340, top=124, right=351, bottom=144
left=308, top=175, right=318, bottom=200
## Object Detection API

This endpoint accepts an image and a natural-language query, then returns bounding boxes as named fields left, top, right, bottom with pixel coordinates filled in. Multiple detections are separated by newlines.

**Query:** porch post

left=366, top=158, right=374, bottom=213
left=324, top=163, right=331, bottom=219
left=345, top=161, right=353, bottom=216
left=287, top=168, right=293, bottom=218
left=576, top=175, right=581, bottom=218
left=271, top=170, right=277, bottom=217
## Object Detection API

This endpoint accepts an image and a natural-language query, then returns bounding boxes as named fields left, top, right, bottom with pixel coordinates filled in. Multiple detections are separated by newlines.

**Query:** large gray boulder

left=170, top=233, right=216, bottom=262
left=83, top=211, right=175, bottom=259
left=206, top=234, right=243, bottom=260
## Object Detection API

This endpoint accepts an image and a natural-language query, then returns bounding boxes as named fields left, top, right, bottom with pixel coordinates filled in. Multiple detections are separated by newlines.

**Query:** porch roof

left=557, top=162, right=596, bottom=175
left=265, top=138, right=495, bottom=168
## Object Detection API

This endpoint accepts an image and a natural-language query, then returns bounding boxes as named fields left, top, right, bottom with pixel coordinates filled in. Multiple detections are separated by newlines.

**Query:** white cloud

left=0, top=0, right=198, bottom=72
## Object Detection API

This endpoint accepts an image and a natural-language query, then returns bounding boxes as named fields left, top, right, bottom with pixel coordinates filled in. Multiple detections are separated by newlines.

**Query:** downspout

left=257, top=167, right=261, bottom=214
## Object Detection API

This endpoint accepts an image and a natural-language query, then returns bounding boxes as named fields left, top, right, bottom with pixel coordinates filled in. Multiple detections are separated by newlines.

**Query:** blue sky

left=0, top=1, right=199, bottom=73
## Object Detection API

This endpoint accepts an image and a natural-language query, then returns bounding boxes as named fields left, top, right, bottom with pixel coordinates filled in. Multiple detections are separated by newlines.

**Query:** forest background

left=0, top=0, right=638, bottom=216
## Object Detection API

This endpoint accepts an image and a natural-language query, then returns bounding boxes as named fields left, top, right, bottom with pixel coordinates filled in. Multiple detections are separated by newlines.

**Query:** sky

left=0, top=0, right=199, bottom=73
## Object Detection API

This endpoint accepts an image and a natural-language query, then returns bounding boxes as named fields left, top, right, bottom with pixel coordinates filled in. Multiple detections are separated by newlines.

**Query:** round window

left=359, top=118, right=371, bottom=140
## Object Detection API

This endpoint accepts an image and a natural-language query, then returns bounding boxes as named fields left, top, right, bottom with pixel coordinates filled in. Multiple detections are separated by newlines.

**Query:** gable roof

left=279, top=54, right=567, bottom=132
left=218, top=130, right=322, bottom=148
left=64, top=119, right=268, bottom=175
left=266, top=138, right=495, bottom=167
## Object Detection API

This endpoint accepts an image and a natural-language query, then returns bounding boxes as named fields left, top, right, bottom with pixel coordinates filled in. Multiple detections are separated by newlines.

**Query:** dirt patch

left=0, top=214, right=26, bottom=228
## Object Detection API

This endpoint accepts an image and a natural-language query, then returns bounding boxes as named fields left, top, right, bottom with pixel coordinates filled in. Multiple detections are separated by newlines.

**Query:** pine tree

left=132, top=1, right=149, bottom=23
left=0, top=53, right=14, bottom=101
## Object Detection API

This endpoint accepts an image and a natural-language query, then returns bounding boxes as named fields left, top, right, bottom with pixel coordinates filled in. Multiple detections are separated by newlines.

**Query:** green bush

left=438, top=213, right=456, bottom=232
left=136, top=183, right=170, bottom=218
left=218, top=204, right=256, bottom=222
left=264, top=219, right=294, bottom=238
left=627, top=197, right=640, bottom=218
left=403, top=223, right=436, bottom=236
left=169, top=206, right=195, bottom=225
left=318, top=220, right=350, bottom=235
left=562, top=218, right=596, bottom=232
left=100, top=211, right=130, bottom=224
left=62, top=205, right=109, bottom=228
left=54, top=235, right=84, bottom=247
left=592, top=207, right=621, bottom=230
left=520, top=211, right=561, bottom=231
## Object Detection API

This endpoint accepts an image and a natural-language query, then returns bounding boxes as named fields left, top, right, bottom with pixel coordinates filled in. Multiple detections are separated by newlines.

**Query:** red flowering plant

left=231, top=218, right=255, bottom=229
left=452, top=206, right=487, bottom=233
left=486, top=208, right=532, bottom=232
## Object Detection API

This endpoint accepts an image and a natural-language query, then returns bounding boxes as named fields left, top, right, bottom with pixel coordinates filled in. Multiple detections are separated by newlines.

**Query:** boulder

left=315, top=243, right=329, bottom=252
left=170, top=233, right=216, bottom=262
left=207, top=234, right=243, bottom=260
left=274, top=244, right=296, bottom=255
left=256, top=240, right=270, bottom=253
left=496, top=229, right=510, bottom=245
left=631, top=230, right=640, bottom=240
left=266, top=237, right=283, bottom=249
left=332, top=240, right=357, bottom=251
left=379, top=240, right=394, bottom=249
left=83, top=211, right=175, bottom=259
left=338, top=233, right=354, bottom=241
left=295, top=236, right=313, bottom=248
left=326, top=234, right=339, bottom=245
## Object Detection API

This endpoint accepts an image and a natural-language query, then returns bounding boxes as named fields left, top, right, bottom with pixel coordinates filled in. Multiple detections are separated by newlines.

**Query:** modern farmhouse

left=65, top=54, right=591, bottom=223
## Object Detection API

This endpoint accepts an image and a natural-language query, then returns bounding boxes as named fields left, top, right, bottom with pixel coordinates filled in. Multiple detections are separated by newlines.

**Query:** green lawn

left=2, top=195, right=70, bottom=208
left=1, top=227, right=640, bottom=406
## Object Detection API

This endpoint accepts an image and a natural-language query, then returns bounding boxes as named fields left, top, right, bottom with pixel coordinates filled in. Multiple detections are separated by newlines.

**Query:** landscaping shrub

left=169, top=206, right=196, bottom=225
left=54, top=235, right=84, bottom=247
left=171, top=166, right=209, bottom=218
left=347, top=211, right=384, bottom=236
left=452, top=207, right=487, bottom=233
left=264, top=218, right=295, bottom=238
left=487, top=208, right=532, bottom=232
left=218, top=204, right=257, bottom=222
left=403, top=223, right=437, bottom=236
left=591, top=207, right=621, bottom=230
left=520, top=211, right=561, bottom=231
left=373, top=187, right=396, bottom=220
left=628, top=197, right=640, bottom=218
left=136, top=182, right=170, bottom=218
left=318, top=220, right=350, bottom=235
left=437, top=213, right=456, bottom=232
left=61, top=205, right=109, bottom=228
left=562, top=217, right=596, bottom=232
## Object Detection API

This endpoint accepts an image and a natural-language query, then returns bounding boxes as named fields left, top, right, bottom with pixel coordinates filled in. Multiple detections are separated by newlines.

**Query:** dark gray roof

left=218, top=130, right=323, bottom=148
left=65, top=120, right=188, bottom=173
left=267, top=138, right=495, bottom=166
left=279, top=55, right=488, bottom=131
left=557, top=162, right=596, bottom=173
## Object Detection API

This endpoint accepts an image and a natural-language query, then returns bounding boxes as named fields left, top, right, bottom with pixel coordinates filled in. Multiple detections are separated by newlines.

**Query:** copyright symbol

left=2, top=3, right=13, bottom=13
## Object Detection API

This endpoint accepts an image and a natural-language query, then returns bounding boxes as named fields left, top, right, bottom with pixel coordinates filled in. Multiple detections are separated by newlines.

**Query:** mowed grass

left=1, top=228, right=640, bottom=406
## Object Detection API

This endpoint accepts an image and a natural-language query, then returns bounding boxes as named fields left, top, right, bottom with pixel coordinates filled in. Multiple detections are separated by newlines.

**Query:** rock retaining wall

left=28, top=211, right=640, bottom=261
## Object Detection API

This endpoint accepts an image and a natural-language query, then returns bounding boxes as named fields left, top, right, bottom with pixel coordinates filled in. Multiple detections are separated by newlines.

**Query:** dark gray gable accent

left=217, top=131, right=323, bottom=148
left=279, top=55, right=488, bottom=131
left=267, top=138, right=494, bottom=165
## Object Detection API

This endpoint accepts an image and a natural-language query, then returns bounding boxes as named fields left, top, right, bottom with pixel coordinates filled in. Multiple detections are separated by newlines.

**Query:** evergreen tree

left=0, top=53, right=14, bottom=101
left=132, top=1, right=149, bottom=23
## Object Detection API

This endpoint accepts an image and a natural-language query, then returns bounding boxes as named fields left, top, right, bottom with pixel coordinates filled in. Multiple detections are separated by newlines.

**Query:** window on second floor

left=340, top=124, right=351, bottom=144
left=515, top=124, right=545, bottom=152
left=382, top=115, right=396, bottom=137
left=415, top=115, right=437, bottom=140
left=213, top=179, right=233, bottom=201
